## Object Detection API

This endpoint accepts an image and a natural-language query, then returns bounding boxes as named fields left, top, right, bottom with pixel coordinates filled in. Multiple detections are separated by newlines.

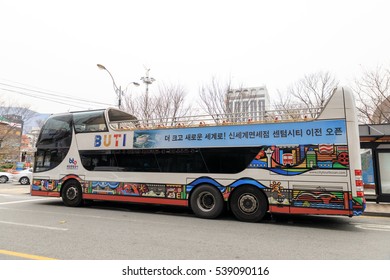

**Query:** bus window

left=78, top=147, right=260, bottom=173
left=36, top=114, right=72, bottom=147
left=73, top=110, right=108, bottom=133
left=34, top=114, right=72, bottom=172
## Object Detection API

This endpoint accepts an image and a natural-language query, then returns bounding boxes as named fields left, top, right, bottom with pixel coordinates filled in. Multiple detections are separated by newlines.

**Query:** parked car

left=0, top=171, right=12, bottom=183
left=12, top=168, right=33, bottom=185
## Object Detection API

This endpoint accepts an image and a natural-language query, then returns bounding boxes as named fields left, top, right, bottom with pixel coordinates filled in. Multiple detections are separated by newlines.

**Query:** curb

left=362, top=211, right=390, bottom=218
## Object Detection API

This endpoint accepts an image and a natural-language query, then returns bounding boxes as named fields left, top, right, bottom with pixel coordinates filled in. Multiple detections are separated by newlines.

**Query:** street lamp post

left=97, top=64, right=139, bottom=109
left=139, top=68, right=155, bottom=126
left=140, top=68, right=155, bottom=97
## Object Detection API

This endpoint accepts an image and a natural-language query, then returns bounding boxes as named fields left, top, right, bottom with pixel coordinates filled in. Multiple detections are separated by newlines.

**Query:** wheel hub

left=66, top=187, right=78, bottom=200
left=197, top=192, right=215, bottom=212
left=239, top=194, right=258, bottom=213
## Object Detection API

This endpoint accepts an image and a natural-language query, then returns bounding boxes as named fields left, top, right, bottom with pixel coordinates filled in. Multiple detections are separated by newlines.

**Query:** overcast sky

left=1, top=0, right=389, bottom=114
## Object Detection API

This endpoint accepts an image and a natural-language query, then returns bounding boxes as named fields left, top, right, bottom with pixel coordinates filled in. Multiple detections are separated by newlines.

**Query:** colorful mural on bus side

left=248, top=143, right=349, bottom=175
left=31, top=140, right=365, bottom=216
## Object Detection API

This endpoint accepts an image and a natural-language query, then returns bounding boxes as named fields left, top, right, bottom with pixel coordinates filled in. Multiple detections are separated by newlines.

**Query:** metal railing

left=109, top=107, right=322, bottom=130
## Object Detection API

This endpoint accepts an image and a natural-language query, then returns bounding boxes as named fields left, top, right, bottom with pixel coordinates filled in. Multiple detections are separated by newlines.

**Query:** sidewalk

left=364, top=201, right=390, bottom=217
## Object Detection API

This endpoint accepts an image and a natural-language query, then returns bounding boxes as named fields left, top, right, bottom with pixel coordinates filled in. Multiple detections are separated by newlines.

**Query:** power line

left=0, top=87, right=90, bottom=109
left=0, top=79, right=116, bottom=108
left=0, top=82, right=110, bottom=106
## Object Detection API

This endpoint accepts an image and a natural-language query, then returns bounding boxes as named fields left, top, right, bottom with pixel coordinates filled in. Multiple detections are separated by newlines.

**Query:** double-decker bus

left=31, top=87, right=365, bottom=222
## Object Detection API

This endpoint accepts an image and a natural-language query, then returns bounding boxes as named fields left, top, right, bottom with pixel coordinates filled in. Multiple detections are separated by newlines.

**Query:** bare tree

left=353, top=65, right=390, bottom=124
left=34, top=118, right=46, bottom=129
left=154, top=83, right=191, bottom=126
left=121, top=89, right=139, bottom=117
left=122, top=87, right=154, bottom=126
left=274, top=71, right=339, bottom=119
left=198, top=76, right=233, bottom=123
left=272, top=90, right=305, bottom=120
left=0, top=102, right=37, bottom=163
left=0, top=102, right=37, bottom=137
left=198, top=76, right=266, bottom=124
left=122, top=82, right=191, bottom=127
left=138, top=88, right=154, bottom=123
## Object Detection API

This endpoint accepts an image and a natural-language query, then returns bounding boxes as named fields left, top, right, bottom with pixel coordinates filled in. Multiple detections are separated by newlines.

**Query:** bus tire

left=230, top=186, right=267, bottom=222
left=190, top=185, right=224, bottom=219
left=61, top=180, right=83, bottom=207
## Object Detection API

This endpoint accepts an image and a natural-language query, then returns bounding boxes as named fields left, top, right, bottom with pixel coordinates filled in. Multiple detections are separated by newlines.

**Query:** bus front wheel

left=62, top=180, right=83, bottom=207
left=190, top=185, right=224, bottom=219
left=230, top=186, right=267, bottom=222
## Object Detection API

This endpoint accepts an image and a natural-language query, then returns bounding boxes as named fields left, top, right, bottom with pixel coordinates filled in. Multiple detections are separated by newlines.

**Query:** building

left=359, top=124, right=390, bottom=203
left=0, top=115, right=23, bottom=163
left=20, top=134, right=35, bottom=165
left=226, top=86, right=270, bottom=122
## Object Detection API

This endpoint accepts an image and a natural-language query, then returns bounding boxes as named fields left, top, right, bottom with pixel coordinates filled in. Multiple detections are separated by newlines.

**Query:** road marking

left=0, top=197, right=56, bottom=205
left=353, top=223, right=390, bottom=232
left=357, top=215, right=385, bottom=219
left=0, top=220, right=68, bottom=231
left=0, top=249, right=57, bottom=260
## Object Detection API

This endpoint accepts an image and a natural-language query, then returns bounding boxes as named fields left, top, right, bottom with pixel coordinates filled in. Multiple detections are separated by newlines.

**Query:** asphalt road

left=1, top=182, right=390, bottom=260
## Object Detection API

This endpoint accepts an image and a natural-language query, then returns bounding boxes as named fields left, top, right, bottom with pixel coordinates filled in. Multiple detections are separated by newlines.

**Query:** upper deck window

left=107, top=108, right=139, bottom=129
left=73, top=110, right=108, bottom=133
left=36, top=114, right=72, bottom=147
left=34, top=113, right=72, bottom=172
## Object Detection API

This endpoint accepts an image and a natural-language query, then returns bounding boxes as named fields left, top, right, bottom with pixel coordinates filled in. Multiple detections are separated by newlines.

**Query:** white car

left=0, top=171, right=12, bottom=183
left=12, top=168, right=33, bottom=185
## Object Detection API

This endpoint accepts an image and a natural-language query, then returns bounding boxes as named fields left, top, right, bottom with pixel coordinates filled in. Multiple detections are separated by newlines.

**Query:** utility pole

left=97, top=64, right=139, bottom=109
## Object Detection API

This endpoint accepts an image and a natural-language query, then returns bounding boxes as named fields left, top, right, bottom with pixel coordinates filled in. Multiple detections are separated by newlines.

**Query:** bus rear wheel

left=190, top=185, right=224, bottom=219
left=62, top=180, right=83, bottom=207
left=230, top=186, right=267, bottom=222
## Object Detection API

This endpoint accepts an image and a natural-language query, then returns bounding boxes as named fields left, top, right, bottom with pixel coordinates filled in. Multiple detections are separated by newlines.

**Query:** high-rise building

left=226, top=86, right=270, bottom=122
